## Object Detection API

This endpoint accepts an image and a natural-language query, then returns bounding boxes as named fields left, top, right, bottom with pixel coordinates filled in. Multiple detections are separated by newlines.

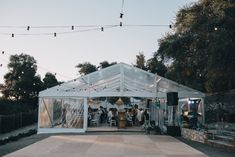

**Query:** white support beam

left=83, top=98, right=88, bottom=131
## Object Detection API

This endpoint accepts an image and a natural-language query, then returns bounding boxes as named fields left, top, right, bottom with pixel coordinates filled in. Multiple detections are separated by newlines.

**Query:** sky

left=0, top=0, right=197, bottom=83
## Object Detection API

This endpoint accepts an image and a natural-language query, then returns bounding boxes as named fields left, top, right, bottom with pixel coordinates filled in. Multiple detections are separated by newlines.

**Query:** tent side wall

left=37, top=97, right=88, bottom=134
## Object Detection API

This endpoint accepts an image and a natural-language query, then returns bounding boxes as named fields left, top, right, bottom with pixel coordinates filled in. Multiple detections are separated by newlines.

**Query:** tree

left=146, top=53, right=167, bottom=76
left=75, top=62, right=97, bottom=75
left=98, top=61, right=117, bottom=69
left=134, top=52, right=148, bottom=71
left=157, top=0, right=235, bottom=93
left=0, top=53, right=42, bottom=101
left=42, top=72, right=59, bottom=89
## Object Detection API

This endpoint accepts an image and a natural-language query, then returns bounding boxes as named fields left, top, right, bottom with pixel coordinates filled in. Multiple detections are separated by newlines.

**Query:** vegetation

left=0, top=54, right=59, bottom=114
left=75, top=62, right=97, bottom=75
left=0, top=54, right=42, bottom=102
left=156, top=0, right=235, bottom=93
left=42, top=72, right=59, bottom=89
left=98, top=61, right=117, bottom=69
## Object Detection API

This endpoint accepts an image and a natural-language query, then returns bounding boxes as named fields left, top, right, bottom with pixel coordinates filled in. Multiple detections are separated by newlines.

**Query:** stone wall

left=181, top=128, right=206, bottom=143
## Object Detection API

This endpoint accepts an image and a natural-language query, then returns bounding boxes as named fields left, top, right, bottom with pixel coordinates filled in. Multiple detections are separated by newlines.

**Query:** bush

left=0, top=129, right=37, bottom=145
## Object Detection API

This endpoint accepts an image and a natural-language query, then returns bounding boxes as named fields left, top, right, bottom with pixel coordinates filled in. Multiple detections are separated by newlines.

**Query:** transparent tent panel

left=157, top=78, right=197, bottom=93
left=39, top=63, right=205, bottom=98
left=39, top=98, right=84, bottom=129
left=123, top=65, right=155, bottom=89
left=88, top=65, right=120, bottom=84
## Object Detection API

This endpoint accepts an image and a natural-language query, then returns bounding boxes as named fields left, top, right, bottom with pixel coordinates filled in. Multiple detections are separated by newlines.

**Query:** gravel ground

left=0, top=133, right=235, bottom=157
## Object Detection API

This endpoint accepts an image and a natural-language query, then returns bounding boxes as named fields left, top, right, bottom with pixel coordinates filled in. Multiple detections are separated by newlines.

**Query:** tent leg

left=83, top=98, right=88, bottom=131
left=201, top=98, right=205, bottom=125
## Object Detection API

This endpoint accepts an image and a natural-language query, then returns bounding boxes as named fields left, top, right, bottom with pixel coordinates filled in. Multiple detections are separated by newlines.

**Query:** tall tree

left=0, top=53, right=42, bottom=101
left=75, top=62, right=97, bottom=75
left=134, top=52, right=148, bottom=71
left=42, top=72, right=59, bottom=89
left=157, top=0, right=235, bottom=93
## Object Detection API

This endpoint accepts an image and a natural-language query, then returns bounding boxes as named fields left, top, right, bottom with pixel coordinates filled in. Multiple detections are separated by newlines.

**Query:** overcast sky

left=0, top=0, right=197, bottom=83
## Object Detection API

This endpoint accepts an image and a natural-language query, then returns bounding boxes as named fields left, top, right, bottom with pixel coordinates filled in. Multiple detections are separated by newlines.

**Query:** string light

left=119, top=0, right=125, bottom=27
left=120, top=13, right=124, bottom=18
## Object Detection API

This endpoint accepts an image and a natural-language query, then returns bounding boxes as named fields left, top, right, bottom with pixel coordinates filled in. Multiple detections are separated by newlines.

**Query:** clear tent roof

left=39, top=63, right=205, bottom=98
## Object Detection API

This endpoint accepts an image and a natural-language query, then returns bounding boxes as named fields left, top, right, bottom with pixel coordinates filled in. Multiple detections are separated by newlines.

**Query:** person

left=140, top=108, right=144, bottom=125
left=98, top=106, right=105, bottom=123
left=61, top=107, right=67, bottom=127
left=88, top=106, right=92, bottom=127
left=143, top=109, right=150, bottom=128
left=126, top=109, right=133, bottom=126
left=132, top=108, right=137, bottom=125
left=136, top=108, right=142, bottom=125
left=107, top=108, right=113, bottom=123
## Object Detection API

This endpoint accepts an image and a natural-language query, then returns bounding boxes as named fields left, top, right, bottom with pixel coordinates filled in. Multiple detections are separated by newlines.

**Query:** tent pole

left=201, top=98, right=205, bottom=125
left=83, top=97, right=88, bottom=131
left=37, top=98, right=42, bottom=132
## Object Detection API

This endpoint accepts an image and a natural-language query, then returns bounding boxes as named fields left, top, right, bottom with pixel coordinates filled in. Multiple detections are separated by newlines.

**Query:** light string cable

left=0, top=24, right=172, bottom=37
left=0, top=24, right=119, bottom=37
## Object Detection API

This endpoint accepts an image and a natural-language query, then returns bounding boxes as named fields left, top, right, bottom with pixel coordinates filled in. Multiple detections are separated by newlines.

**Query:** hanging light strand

left=0, top=25, right=119, bottom=37
left=119, top=0, right=125, bottom=27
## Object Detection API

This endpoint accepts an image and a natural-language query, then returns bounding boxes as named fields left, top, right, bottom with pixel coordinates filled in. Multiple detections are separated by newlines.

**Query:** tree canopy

left=0, top=53, right=42, bottom=101
left=75, top=62, right=97, bottom=75
left=42, top=72, right=59, bottom=89
left=134, top=52, right=148, bottom=71
left=98, top=61, right=117, bottom=69
left=156, top=0, right=235, bottom=93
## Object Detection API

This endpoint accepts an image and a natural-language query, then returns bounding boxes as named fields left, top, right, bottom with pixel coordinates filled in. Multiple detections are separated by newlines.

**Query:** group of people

left=88, top=105, right=150, bottom=127
left=125, top=108, right=150, bottom=126
left=88, top=106, right=108, bottom=126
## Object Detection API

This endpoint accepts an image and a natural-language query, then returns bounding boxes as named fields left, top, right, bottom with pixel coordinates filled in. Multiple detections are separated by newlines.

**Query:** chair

left=126, top=118, right=133, bottom=126
left=91, top=113, right=100, bottom=126
left=110, top=117, right=117, bottom=126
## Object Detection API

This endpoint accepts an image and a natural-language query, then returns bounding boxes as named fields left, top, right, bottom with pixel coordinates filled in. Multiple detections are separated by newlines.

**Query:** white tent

left=38, top=63, right=205, bottom=134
